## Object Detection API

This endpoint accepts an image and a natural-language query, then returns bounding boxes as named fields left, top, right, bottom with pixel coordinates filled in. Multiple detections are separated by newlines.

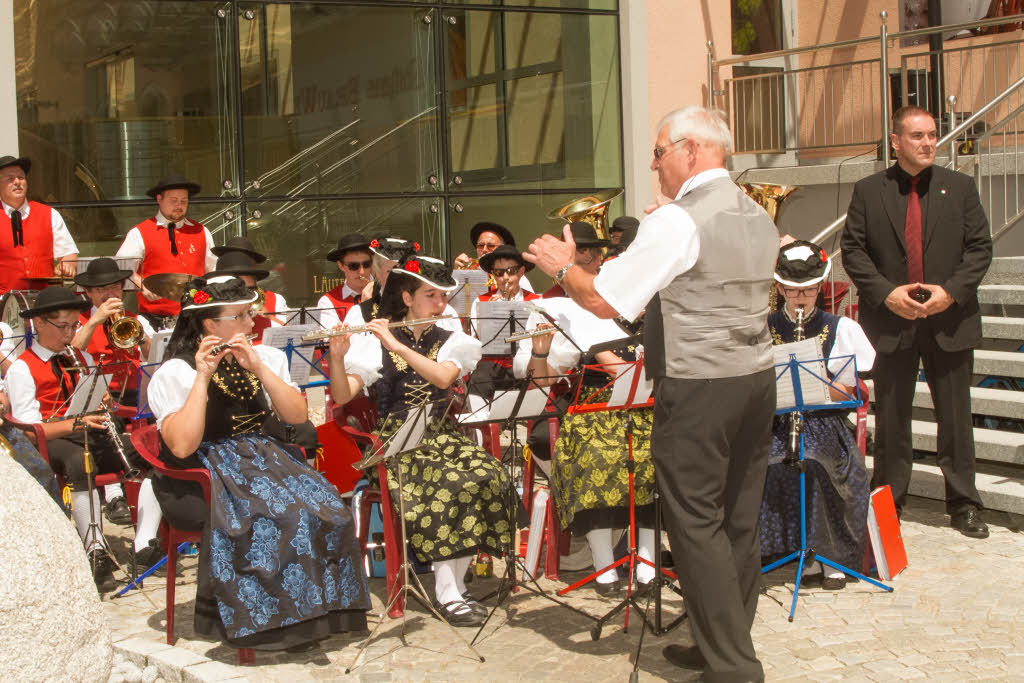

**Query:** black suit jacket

left=840, top=164, right=992, bottom=353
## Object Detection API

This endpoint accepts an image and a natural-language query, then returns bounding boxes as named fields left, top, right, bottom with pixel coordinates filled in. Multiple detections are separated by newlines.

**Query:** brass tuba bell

left=108, top=311, right=145, bottom=349
left=548, top=188, right=623, bottom=241
left=741, top=183, right=798, bottom=224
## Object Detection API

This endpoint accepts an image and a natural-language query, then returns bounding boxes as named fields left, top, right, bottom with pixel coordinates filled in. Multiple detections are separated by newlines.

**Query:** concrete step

left=863, top=380, right=1024, bottom=419
left=974, top=349, right=1024, bottom=378
left=982, top=316, right=1024, bottom=340
left=865, top=455, right=1024, bottom=514
left=862, top=414, right=1024, bottom=466
left=978, top=284, right=1024, bottom=306
left=986, top=256, right=1024, bottom=276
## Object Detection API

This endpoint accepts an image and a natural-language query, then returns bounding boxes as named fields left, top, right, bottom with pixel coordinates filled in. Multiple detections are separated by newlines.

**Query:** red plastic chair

left=520, top=417, right=571, bottom=580
left=129, top=424, right=255, bottom=665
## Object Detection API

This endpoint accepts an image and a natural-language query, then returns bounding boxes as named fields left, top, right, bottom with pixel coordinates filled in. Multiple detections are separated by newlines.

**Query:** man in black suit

left=841, top=105, right=992, bottom=538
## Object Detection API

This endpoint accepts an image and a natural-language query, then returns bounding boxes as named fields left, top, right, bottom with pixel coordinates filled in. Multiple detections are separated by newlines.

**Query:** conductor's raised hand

left=884, top=284, right=929, bottom=320
left=530, top=322, right=555, bottom=355
left=523, top=224, right=575, bottom=278
left=195, top=335, right=228, bottom=377
left=327, top=325, right=353, bottom=358
left=366, top=318, right=402, bottom=352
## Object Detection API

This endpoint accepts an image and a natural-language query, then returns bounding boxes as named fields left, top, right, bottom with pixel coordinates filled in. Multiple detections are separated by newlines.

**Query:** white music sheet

left=774, top=337, right=831, bottom=411
left=449, top=269, right=491, bottom=319
left=606, top=361, right=653, bottom=409
left=458, top=387, right=550, bottom=424
left=475, top=300, right=530, bottom=355
left=66, top=369, right=110, bottom=416
left=261, top=324, right=319, bottom=385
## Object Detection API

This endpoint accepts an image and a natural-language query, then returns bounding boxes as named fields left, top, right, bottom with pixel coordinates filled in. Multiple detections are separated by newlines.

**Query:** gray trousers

left=651, top=369, right=774, bottom=683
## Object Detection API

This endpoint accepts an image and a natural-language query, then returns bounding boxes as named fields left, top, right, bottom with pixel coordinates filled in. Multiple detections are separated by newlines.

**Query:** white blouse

left=828, top=316, right=875, bottom=387
left=148, top=344, right=297, bottom=429
left=343, top=326, right=483, bottom=389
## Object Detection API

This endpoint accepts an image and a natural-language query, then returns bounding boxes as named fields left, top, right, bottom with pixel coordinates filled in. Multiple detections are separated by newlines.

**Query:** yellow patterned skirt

left=552, top=406, right=655, bottom=533
left=374, top=421, right=513, bottom=563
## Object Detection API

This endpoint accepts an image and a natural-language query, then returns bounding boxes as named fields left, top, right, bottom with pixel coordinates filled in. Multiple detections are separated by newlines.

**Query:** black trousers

left=46, top=428, right=140, bottom=490
left=872, top=335, right=982, bottom=513
left=651, top=369, right=774, bottom=683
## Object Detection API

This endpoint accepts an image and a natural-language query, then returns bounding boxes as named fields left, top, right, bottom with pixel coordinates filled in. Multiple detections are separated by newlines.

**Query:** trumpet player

left=453, top=222, right=535, bottom=294
left=6, top=286, right=144, bottom=592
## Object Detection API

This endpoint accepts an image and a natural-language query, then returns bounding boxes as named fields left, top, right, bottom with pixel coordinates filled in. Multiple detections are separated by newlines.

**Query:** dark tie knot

left=910, top=176, right=921, bottom=189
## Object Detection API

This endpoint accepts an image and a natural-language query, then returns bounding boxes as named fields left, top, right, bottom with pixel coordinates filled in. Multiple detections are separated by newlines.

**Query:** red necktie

left=904, top=176, right=923, bottom=284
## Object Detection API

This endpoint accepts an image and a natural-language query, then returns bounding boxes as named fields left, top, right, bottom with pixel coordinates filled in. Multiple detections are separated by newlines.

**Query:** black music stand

left=457, top=374, right=595, bottom=645
left=555, top=355, right=684, bottom=642
left=345, top=401, right=486, bottom=673
left=761, top=351, right=893, bottom=621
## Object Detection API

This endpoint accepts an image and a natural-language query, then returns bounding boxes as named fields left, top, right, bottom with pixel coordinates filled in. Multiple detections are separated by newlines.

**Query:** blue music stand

left=760, top=352, right=893, bottom=621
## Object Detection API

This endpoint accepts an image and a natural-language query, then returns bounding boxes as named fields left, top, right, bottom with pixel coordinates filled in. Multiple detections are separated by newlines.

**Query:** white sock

left=636, top=528, right=656, bottom=584
left=70, top=490, right=103, bottom=552
left=104, top=483, right=124, bottom=500
left=434, top=558, right=471, bottom=613
left=586, top=528, right=618, bottom=583
left=802, top=560, right=822, bottom=576
left=454, top=554, right=473, bottom=596
left=133, top=477, right=163, bottom=552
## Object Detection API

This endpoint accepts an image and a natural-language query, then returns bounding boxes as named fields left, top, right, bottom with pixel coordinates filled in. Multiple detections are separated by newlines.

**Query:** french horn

left=548, top=188, right=623, bottom=241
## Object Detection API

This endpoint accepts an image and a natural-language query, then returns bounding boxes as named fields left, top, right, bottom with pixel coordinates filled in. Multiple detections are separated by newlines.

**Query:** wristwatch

left=554, top=263, right=573, bottom=284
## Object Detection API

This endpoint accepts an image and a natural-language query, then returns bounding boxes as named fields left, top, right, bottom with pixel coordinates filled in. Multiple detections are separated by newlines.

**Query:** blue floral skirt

left=3, top=423, right=62, bottom=507
left=759, top=414, right=869, bottom=570
left=193, top=433, right=371, bottom=649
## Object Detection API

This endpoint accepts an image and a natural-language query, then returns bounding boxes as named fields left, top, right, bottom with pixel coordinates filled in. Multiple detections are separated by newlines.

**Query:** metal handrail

left=890, top=12, right=1024, bottom=41
left=811, top=71, right=1024, bottom=246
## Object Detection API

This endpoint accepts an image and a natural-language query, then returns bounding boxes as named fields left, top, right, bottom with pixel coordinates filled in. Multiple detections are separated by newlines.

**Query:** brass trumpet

left=108, top=310, right=145, bottom=349
left=301, top=315, right=458, bottom=342
left=252, top=287, right=266, bottom=315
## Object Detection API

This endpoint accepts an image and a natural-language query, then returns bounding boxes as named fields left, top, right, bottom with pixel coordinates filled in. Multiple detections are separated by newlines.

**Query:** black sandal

left=434, top=599, right=486, bottom=627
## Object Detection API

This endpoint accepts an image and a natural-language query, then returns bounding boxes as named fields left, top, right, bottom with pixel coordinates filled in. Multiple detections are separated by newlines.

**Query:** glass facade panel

left=14, top=1, right=239, bottom=202
left=445, top=11, right=622, bottom=191
left=446, top=1, right=617, bottom=10
left=245, top=197, right=443, bottom=309
left=240, top=4, right=440, bottom=197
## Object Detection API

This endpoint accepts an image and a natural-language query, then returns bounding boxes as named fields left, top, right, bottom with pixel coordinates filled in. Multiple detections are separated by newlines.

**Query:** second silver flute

left=301, top=315, right=458, bottom=342
left=504, top=327, right=557, bottom=343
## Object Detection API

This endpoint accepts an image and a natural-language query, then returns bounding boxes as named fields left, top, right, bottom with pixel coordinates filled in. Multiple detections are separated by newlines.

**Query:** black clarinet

left=785, top=307, right=805, bottom=464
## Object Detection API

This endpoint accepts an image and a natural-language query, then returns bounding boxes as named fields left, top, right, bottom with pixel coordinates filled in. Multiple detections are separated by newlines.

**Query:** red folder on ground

left=866, top=485, right=908, bottom=580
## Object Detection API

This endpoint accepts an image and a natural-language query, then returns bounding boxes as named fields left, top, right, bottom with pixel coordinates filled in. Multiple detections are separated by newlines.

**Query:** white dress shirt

left=317, top=283, right=361, bottom=330
left=593, top=168, right=732, bottom=322
left=115, top=212, right=217, bottom=272
left=3, top=200, right=78, bottom=258
left=7, top=342, right=95, bottom=423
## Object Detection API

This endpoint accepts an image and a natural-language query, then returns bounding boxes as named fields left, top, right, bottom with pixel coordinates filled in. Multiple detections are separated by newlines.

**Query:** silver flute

left=504, top=327, right=557, bottom=343
left=301, top=315, right=458, bottom=342
left=209, top=333, right=258, bottom=355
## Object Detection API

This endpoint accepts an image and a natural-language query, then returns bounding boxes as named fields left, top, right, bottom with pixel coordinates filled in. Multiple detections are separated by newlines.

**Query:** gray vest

left=644, top=177, right=779, bottom=379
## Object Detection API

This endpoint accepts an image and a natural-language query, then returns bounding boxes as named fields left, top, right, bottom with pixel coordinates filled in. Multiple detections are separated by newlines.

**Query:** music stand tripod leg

left=345, top=449, right=485, bottom=674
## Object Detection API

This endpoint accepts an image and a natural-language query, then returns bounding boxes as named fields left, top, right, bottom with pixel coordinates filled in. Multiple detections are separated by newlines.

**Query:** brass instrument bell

left=547, top=188, right=623, bottom=240
left=108, top=311, right=145, bottom=349
left=740, top=183, right=798, bottom=224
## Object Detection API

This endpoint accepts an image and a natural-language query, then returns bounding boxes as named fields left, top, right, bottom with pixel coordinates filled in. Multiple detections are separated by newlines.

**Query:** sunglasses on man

left=342, top=259, right=372, bottom=272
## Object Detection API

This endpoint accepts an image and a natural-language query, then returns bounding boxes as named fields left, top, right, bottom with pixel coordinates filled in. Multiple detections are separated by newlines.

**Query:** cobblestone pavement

left=102, top=496, right=1024, bottom=682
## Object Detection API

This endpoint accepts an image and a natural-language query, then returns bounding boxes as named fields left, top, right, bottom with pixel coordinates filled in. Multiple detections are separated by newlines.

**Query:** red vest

left=0, top=202, right=54, bottom=293
left=323, top=284, right=358, bottom=320
left=252, top=290, right=281, bottom=344
left=542, top=283, right=565, bottom=299
left=18, top=346, right=87, bottom=420
left=135, top=217, right=208, bottom=315
left=78, top=310, right=141, bottom=392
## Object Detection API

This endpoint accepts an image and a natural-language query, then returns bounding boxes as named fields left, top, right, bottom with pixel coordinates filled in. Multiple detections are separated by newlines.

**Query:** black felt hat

left=0, top=156, right=31, bottom=175
left=775, top=240, right=831, bottom=287
left=569, top=221, right=610, bottom=249
left=205, top=251, right=270, bottom=281
left=610, top=215, right=639, bottom=234
left=326, top=233, right=372, bottom=262
left=146, top=173, right=201, bottom=199
left=73, top=257, right=133, bottom=288
left=470, top=222, right=516, bottom=248
left=369, top=236, right=420, bottom=262
left=390, top=255, right=457, bottom=292
left=20, top=286, right=90, bottom=318
left=180, top=276, right=258, bottom=311
left=478, top=244, right=534, bottom=274
left=212, top=236, right=267, bottom=263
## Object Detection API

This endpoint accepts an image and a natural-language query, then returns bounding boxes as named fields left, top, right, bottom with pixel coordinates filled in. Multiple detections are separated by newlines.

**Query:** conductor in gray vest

left=525, top=106, right=778, bottom=682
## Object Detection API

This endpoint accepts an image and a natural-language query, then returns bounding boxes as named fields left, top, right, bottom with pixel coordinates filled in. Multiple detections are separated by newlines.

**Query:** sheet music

left=774, top=337, right=831, bottom=411
left=66, top=370, right=110, bottom=416
left=475, top=300, right=530, bottom=355
left=458, top=387, right=550, bottom=424
left=449, top=269, right=491, bottom=319
left=356, top=404, right=430, bottom=470
left=261, top=324, right=319, bottom=385
left=606, top=361, right=654, bottom=409
left=145, top=331, right=172, bottom=364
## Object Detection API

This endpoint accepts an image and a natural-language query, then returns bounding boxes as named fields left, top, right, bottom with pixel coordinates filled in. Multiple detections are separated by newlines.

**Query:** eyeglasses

left=653, top=138, right=688, bottom=161
left=490, top=266, right=523, bottom=278
left=212, top=311, right=254, bottom=322
left=780, top=286, right=820, bottom=297
left=476, top=242, right=502, bottom=251
left=41, top=318, right=77, bottom=331
left=342, top=259, right=372, bottom=271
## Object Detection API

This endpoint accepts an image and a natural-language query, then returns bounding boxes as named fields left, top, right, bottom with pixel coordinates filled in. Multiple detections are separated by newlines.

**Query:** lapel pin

left=940, top=188, right=947, bottom=195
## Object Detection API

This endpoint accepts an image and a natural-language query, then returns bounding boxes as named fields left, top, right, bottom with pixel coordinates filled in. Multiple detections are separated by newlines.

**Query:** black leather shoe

left=821, top=575, right=847, bottom=590
left=132, top=540, right=165, bottom=577
left=435, top=599, right=486, bottom=627
left=104, top=496, right=132, bottom=526
left=594, top=579, right=621, bottom=596
left=951, top=508, right=989, bottom=539
left=89, top=549, right=117, bottom=593
left=663, top=644, right=706, bottom=671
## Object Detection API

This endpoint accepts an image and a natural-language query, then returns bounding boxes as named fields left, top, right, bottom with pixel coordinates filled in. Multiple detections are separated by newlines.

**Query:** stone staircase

left=862, top=256, right=1024, bottom=514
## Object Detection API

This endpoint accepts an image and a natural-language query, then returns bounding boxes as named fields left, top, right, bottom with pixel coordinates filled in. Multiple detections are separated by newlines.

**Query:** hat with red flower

left=391, top=254, right=457, bottom=291
left=367, top=236, right=419, bottom=262
left=775, top=239, right=831, bottom=287
left=181, top=276, right=259, bottom=311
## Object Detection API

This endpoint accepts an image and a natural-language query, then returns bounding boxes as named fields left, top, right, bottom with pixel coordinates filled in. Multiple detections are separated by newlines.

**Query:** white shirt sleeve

left=147, top=359, right=197, bottom=429
left=440, top=304, right=462, bottom=332
left=593, top=205, right=701, bottom=322
left=343, top=335, right=383, bottom=388
left=0, top=322, right=15, bottom=363
left=437, top=331, right=483, bottom=375
left=50, top=208, right=79, bottom=258
left=137, top=315, right=157, bottom=338
left=6, top=358, right=42, bottom=423
left=255, top=344, right=298, bottom=391
left=829, top=317, right=876, bottom=386
left=115, top=227, right=146, bottom=260
left=204, top=228, right=217, bottom=272
left=317, top=295, right=341, bottom=330
left=343, top=303, right=365, bottom=326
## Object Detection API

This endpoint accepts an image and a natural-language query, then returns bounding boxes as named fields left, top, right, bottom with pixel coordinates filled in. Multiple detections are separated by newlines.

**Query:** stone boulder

left=0, top=453, right=112, bottom=681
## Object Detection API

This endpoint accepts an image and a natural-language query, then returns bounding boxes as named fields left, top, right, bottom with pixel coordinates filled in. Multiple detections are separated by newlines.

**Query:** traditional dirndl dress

left=148, top=348, right=370, bottom=649
left=759, top=308, right=874, bottom=569
left=2, top=421, right=62, bottom=505
left=347, top=323, right=513, bottom=564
